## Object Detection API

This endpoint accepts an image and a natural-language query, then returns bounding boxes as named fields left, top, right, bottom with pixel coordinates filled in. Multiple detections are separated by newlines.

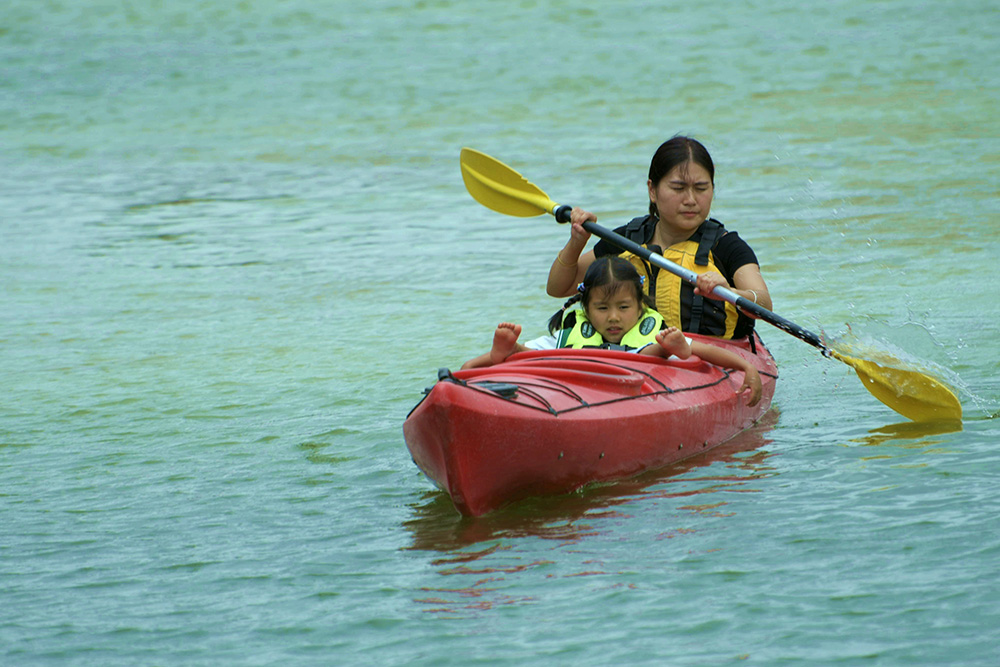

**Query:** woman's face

left=648, top=160, right=714, bottom=236
left=584, top=285, right=642, bottom=344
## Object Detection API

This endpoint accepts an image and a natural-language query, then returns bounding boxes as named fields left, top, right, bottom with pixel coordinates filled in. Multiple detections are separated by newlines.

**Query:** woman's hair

left=647, top=135, right=715, bottom=218
left=548, top=256, right=656, bottom=334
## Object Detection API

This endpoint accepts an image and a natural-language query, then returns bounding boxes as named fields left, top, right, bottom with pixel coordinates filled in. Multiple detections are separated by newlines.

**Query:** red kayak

left=403, top=333, right=778, bottom=516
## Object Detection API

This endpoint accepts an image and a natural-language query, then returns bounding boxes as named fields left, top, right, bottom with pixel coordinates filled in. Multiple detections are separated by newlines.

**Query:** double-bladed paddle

left=459, top=147, right=962, bottom=423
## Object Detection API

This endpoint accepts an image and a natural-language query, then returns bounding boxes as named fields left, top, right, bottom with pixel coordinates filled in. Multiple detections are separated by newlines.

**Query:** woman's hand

left=569, top=207, right=596, bottom=245
left=547, top=207, right=598, bottom=297
left=694, top=270, right=769, bottom=318
left=693, top=271, right=729, bottom=300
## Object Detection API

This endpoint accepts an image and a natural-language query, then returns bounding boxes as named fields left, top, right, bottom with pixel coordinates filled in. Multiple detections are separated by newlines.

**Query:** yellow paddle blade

left=831, top=350, right=962, bottom=423
left=460, top=147, right=559, bottom=217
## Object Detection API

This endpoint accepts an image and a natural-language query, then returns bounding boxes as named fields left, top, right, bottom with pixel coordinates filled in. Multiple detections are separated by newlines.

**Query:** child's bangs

left=589, top=280, right=638, bottom=304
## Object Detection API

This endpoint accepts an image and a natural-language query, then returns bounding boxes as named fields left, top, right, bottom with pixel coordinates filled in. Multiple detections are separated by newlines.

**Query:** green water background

left=3, top=1, right=999, bottom=664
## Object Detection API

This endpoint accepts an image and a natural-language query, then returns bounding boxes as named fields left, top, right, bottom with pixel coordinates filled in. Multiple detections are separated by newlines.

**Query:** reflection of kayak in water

left=404, top=411, right=780, bottom=556
left=403, top=333, right=778, bottom=517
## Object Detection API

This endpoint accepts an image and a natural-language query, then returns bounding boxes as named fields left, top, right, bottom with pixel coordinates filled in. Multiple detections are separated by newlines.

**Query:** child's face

left=585, top=285, right=642, bottom=344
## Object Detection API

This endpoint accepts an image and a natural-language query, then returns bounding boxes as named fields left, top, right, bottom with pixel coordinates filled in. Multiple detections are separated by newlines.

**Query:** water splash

left=823, top=319, right=996, bottom=419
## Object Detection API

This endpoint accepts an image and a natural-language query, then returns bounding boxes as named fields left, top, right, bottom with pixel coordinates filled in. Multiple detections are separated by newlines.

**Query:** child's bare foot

left=490, top=322, right=523, bottom=365
left=656, top=327, right=691, bottom=359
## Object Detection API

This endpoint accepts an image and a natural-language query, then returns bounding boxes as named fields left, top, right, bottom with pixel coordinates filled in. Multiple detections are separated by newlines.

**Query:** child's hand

left=740, top=366, right=762, bottom=407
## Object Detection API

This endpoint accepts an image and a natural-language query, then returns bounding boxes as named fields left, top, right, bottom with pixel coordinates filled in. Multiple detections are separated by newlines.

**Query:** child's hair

left=547, top=256, right=657, bottom=334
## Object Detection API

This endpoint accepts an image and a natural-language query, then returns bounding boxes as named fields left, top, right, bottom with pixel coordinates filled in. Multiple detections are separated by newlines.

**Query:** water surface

left=2, top=1, right=999, bottom=664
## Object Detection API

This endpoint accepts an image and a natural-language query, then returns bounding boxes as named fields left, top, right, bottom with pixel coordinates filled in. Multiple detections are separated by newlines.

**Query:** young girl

left=462, top=257, right=762, bottom=406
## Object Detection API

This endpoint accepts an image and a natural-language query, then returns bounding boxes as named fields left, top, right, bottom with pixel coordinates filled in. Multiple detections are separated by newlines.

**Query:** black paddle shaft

left=552, top=204, right=828, bottom=353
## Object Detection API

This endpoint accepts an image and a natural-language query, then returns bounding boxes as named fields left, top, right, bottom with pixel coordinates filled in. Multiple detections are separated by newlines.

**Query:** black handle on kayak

left=553, top=205, right=828, bottom=354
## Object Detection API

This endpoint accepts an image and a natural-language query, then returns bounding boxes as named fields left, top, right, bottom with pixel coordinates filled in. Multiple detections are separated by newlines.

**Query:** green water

left=3, top=1, right=999, bottom=664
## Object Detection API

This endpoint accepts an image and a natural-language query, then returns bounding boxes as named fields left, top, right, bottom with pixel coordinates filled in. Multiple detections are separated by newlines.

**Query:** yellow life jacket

left=615, top=217, right=749, bottom=339
left=556, top=307, right=664, bottom=351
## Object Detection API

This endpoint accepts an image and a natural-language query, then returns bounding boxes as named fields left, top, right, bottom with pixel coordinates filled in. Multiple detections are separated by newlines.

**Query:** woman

left=545, top=136, right=771, bottom=340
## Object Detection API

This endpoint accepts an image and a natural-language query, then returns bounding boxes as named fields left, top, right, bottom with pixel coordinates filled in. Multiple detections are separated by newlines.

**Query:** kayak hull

left=403, top=334, right=778, bottom=516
